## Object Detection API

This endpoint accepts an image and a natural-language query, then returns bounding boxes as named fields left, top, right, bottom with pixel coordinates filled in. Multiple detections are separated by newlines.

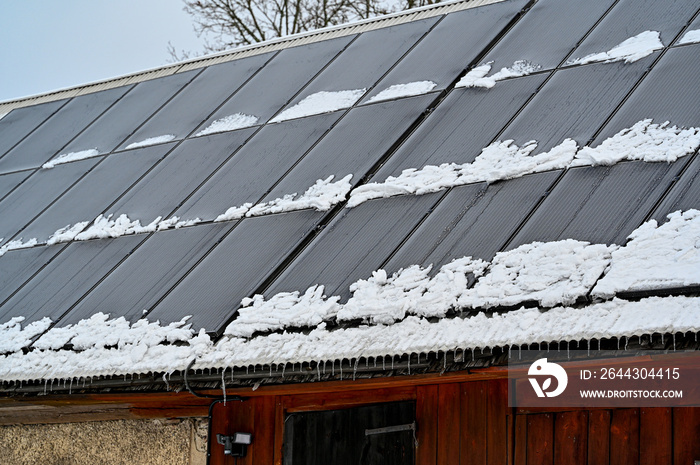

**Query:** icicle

left=340, top=361, right=343, bottom=380
left=69, top=378, right=73, bottom=395
left=391, top=355, right=394, bottom=370
left=282, top=364, right=286, bottom=378
left=323, top=361, right=326, bottom=375
left=587, top=339, right=590, bottom=357
left=332, top=360, right=335, bottom=376
left=508, top=345, right=512, bottom=358
left=617, top=337, right=620, bottom=350
left=443, top=352, right=447, bottom=370
left=625, top=336, right=628, bottom=350
left=567, top=341, right=570, bottom=359
left=518, top=345, right=521, bottom=360
left=382, top=356, right=386, bottom=371
left=408, top=356, right=411, bottom=375
left=673, top=333, right=676, bottom=351
left=269, top=364, right=273, bottom=377
left=353, top=359, right=359, bottom=381
left=221, top=370, right=227, bottom=406
left=44, top=379, right=48, bottom=395
left=317, top=362, right=321, bottom=381
left=373, top=357, right=377, bottom=368
left=50, top=379, right=54, bottom=391
left=661, top=333, right=664, bottom=345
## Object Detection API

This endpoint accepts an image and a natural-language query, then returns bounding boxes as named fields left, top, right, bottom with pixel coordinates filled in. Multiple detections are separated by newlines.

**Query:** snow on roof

left=1, top=210, right=699, bottom=382
left=566, top=30, right=664, bottom=66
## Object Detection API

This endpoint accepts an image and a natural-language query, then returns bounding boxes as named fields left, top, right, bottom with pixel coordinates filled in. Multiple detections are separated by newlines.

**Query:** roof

left=1, top=0, right=700, bottom=389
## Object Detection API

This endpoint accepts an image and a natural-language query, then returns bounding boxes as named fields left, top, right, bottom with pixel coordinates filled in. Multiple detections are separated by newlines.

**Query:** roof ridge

left=0, top=0, right=503, bottom=113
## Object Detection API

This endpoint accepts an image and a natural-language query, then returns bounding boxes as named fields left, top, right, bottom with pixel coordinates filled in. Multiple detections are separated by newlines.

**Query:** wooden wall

left=210, top=379, right=700, bottom=465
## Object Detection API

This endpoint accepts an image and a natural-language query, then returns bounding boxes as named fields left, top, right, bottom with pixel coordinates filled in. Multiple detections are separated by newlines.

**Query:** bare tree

left=171, top=0, right=440, bottom=59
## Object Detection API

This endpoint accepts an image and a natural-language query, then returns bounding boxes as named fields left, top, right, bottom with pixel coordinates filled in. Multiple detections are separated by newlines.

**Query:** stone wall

left=0, top=418, right=208, bottom=465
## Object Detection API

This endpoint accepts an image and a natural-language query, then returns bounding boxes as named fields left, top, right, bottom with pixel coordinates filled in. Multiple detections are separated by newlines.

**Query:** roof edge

left=0, top=0, right=504, bottom=114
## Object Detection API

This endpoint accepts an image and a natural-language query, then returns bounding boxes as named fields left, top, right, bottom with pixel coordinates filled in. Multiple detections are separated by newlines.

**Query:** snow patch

left=246, top=175, right=352, bottom=217
left=227, top=286, right=341, bottom=338
left=572, top=119, right=700, bottom=166
left=215, top=204, right=253, bottom=223
left=349, top=119, right=699, bottom=207
left=270, top=89, right=366, bottom=123
left=74, top=214, right=162, bottom=241
left=567, top=31, right=664, bottom=65
left=0, top=317, right=52, bottom=354
left=348, top=138, right=578, bottom=206
left=156, top=216, right=202, bottom=231
left=459, top=240, right=615, bottom=309
left=125, top=134, right=176, bottom=150
left=366, top=81, right=437, bottom=104
left=0, top=238, right=38, bottom=257
left=593, top=209, right=700, bottom=298
left=42, top=149, right=100, bottom=169
left=195, top=113, right=259, bottom=136
left=456, top=60, right=541, bottom=89
left=339, top=257, right=489, bottom=324
left=678, top=29, right=700, bottom=45
left=47, top=222, right=91, bottom=245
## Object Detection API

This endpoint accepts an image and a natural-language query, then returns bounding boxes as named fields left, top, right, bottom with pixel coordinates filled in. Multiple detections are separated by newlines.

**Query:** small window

left=283, top=401, right=416, bottom=465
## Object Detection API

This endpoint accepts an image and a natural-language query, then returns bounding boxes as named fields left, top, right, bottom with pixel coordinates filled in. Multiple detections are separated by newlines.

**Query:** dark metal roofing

left=0, top=0, right=699, bottom=345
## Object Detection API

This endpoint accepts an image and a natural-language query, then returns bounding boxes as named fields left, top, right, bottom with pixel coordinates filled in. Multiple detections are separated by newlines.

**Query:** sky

left=0, top=1, right=207, bottom=102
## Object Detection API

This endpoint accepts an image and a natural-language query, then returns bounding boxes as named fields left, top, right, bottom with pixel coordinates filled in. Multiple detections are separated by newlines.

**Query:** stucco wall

left=0, top=418, right=208, bottom=465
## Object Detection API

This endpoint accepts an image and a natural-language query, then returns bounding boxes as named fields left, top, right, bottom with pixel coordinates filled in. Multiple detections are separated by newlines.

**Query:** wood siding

left=211, top=379, right=700, bottom=465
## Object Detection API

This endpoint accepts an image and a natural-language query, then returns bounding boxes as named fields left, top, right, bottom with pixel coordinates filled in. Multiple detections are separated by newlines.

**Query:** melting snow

left=459, top=240, right=615, bottom=309
left=46, top=222, right=91, bottom=245
left=456, top=60, right=541, bottom=89
left=572, top=119, right=700, bottom=166
left=246, top=175, right=352, bottom=217
left=215, top=175, right=353, bottom=222
left=567, top=31, right=664, bottom=65
left=349, top=119, right=699, bottom=207
left=0, top=317, right=51, bottom=354
left=2, top=296, right=698, bottom=381
left=270, top=89, right=366, bottom=123
left=366, top=81, right=437, bottom=104
left=42, top=149, right=100, bottom=169
left=74, top=214, right=162, bottom=241
left=593, top=210, right=700, bottom=298
left=228, top=286, right=341, bottom=338
left=125, top=134, right=176, bottom=150
left=678, top=29, right=700, bottom=45
left=338, top=257, right=488, bottom=324
left=195, top=113, right=259, bottom=136
left=0, top=238, right=38, bottom=257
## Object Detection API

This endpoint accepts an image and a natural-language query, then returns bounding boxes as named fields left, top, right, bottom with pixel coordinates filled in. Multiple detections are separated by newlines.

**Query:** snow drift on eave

left=1, top=210, right=700, bottom=382
left=1, top=296, right=698, bottom=382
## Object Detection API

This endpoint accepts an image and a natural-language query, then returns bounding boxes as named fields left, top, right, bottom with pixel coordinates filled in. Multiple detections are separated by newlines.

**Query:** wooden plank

left=554, top=410, right=588, bottom=465
left=526, top=413, right=554, bottom=465
left=209, top=401, right=231, bottom=465
left=416, top=385, right=438, bottom=465
left=462, top=381, right=488, bottom=465
left=513, top=415, right=527, bottom=465
left=610, top=409, right=639, bottom=465
left=487, top=379, right=509, bottom=465
left=273, top=397, right=285, bottom=465
left=587, top=410, right=610, bottom=465
left=673, top=407, right=700, bottom=465
left=640, top=408, right=672, bottom=465
left=437, top=383, right=461, bottom=465
left=252, top=396, right=276, bottom=465
left=282, top=386, right=416, bottom=412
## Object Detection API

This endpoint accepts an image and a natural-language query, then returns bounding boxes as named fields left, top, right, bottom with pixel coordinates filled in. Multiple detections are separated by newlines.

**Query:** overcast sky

left=0, top=1, right=206, bottom=102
